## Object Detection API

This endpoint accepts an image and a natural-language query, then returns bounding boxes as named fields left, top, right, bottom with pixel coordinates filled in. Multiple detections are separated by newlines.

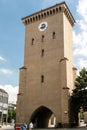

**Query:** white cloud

left=0, top=85, right=18, bottom=103
left=0, top=68, right=13, bottom=74
left=74, top=48, right=87, bottom=57
left=73, top=0, right=87, bottom=69
left=0, top=56, right=6, bottom=62
left=76, top=0, right=87, bottom=22
left=77, top=58, right=87, bottom=69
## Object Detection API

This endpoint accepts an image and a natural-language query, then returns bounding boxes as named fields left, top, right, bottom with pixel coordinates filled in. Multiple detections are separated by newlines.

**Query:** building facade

left=0, top=89, right=8, bottom=125
left=16, top=2, right=76, bottom=128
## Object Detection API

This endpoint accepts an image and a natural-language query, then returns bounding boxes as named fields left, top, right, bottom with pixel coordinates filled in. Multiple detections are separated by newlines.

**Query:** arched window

left=59, top=6, right=61, bottom=11
left=25, top=20, right=27, bottom=24
left=38, top=15, right=40, bottom=20
left=44, top=12, right=46, bottom=17
left=28, top=19, right=30, bottom=23
left=50, top=10, right=52, bottom=15
left=47, top=11, right=49, bottom=16
left=36, top=16, right=38, bottom=20
left=53, top=9, right=55, bottom=14
left=30, top=18, right=32, bottom=22
left=56, top=8, right=58, bottom=13
left=33, top=17, right=35, bottom=21
left=41, top=14, right=43, bottom=18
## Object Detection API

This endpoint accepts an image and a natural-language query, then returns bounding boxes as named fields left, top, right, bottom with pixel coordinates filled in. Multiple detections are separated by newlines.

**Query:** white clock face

left=38, top=22, right=48, bottom=31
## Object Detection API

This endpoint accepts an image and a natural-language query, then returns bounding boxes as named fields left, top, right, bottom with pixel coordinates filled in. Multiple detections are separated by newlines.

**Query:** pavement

left=0, top=125, right=14, bottom=130
left=0, top=125, right=87, bottom=130
left=32, top=127, right=87, bottom=130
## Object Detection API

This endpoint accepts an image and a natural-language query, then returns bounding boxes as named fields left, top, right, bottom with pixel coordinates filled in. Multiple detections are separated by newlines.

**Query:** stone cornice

left=59, top=57, right=69, bottom=62
left=72, top=67, right=77, bottom=71
left=20, top=66, right=27, bottom=70
left=22, top=1, right=75, bottom=26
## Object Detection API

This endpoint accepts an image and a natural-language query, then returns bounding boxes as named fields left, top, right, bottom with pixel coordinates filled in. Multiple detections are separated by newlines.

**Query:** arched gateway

left=30, top=106, right=56, bottom=128
left=16, top=2, right=77, bottom=128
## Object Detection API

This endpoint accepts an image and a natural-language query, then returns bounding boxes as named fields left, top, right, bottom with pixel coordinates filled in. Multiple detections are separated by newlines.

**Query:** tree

left=8, top=108, right=16, bottom=123
left=72, top=67, right=87, bottom=111
left=70, top=67, right=87, bottom=125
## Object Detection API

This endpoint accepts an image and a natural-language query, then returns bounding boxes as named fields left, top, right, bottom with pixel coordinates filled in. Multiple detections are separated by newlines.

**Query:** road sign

left=21, top=124, right=27, bottom=130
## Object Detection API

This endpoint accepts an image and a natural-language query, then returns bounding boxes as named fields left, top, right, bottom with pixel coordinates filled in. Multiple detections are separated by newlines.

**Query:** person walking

left=29, top=122, right=33, bottom=130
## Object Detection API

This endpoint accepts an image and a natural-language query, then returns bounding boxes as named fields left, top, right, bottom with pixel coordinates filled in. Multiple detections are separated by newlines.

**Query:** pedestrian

left=29, top=122, right=33, bottom=130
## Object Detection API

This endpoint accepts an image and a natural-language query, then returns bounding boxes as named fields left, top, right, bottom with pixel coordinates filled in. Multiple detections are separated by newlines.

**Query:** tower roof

left=22, top=1, right=75, bottom=26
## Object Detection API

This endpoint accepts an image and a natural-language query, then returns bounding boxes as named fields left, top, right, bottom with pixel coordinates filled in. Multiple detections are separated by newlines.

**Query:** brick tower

left=16, top=2, right=76, bottom=128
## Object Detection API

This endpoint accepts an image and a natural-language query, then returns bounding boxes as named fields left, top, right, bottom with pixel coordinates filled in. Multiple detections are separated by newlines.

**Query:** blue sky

left=0, top=0, right=87, bottom=103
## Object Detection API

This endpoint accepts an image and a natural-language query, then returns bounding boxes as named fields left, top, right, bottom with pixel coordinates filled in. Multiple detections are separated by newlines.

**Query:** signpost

left=21, top=124, right=27, bottom=130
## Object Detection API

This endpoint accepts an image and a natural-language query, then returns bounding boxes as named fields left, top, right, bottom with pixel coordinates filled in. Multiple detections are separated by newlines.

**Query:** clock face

left=38, top=22, right=48, bottom=31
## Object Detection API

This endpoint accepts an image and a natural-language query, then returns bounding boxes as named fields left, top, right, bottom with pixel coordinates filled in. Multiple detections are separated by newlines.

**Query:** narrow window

left=33, top=17, right=35, bottom=21
left=53, top=9, right=55, bottom=14
left=41, top=35, right=45, bottom=42
left=36, top=16, right=38, bottom=20
left=28, top=19, right=30, bottom=23
left=41, top=49, right=44, bottom=57
left=56, top=8, right=58, bottom=13
left=38, top=15, right=40, bottom=20
left=25, top=20, right=27, bottom=24
left=30, top=18, right=32, bottom=22
left=31, top=38, right=34, bottom=45
left=47, top=11, right=49, bottom=16
left=44, top=13, right=46, bottom=17
left=41, top=75, right=44, bottom=83
left=52, top=32, right=56, bottom=39
left=41, top=14, right=43, bottom=18
left=59, top=7, right=61, bottom=11
left=50, top=10, right=52, bottom=15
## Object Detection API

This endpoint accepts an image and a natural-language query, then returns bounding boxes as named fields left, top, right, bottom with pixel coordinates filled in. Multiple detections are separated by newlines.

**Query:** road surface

left=0, top=126, right=87, bottom=130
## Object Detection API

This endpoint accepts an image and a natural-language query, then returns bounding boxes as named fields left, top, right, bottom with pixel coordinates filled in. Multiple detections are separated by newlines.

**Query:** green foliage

left=69, top=67, right=87, bottom=125
left=79, top=107, right=84, bottom=119
left=8, top=108, right=16, bottom=123
left=75, top=67, right=87, bottom=90
left=72, top=67, right=87, bottom=111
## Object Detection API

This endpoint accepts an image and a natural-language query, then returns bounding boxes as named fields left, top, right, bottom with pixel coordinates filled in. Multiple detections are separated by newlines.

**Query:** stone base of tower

left=62, top=123, right=70, bottom=128
left=55, top=122, right=76, bottom=128
left=55, top=123, right=68, bottom=128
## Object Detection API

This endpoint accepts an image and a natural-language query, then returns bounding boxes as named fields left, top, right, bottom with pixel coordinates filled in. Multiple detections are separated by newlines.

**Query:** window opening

left=41, top=35, right=45, bottom=42
left=32, top=38, right=35, bottom=45
left=52, top=32, right=56, bottom=39
left=41, top=49, right=44, bottom=57
left=41, top=75, right=44, bottom=83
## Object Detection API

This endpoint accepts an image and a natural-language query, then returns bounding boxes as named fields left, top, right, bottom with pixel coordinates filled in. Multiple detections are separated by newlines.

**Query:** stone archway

left=30, top=106, right=56, bottom=128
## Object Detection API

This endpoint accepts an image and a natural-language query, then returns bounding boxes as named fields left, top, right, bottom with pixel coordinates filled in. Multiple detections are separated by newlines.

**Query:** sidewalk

left=0, top=124, right=14, bottom=129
